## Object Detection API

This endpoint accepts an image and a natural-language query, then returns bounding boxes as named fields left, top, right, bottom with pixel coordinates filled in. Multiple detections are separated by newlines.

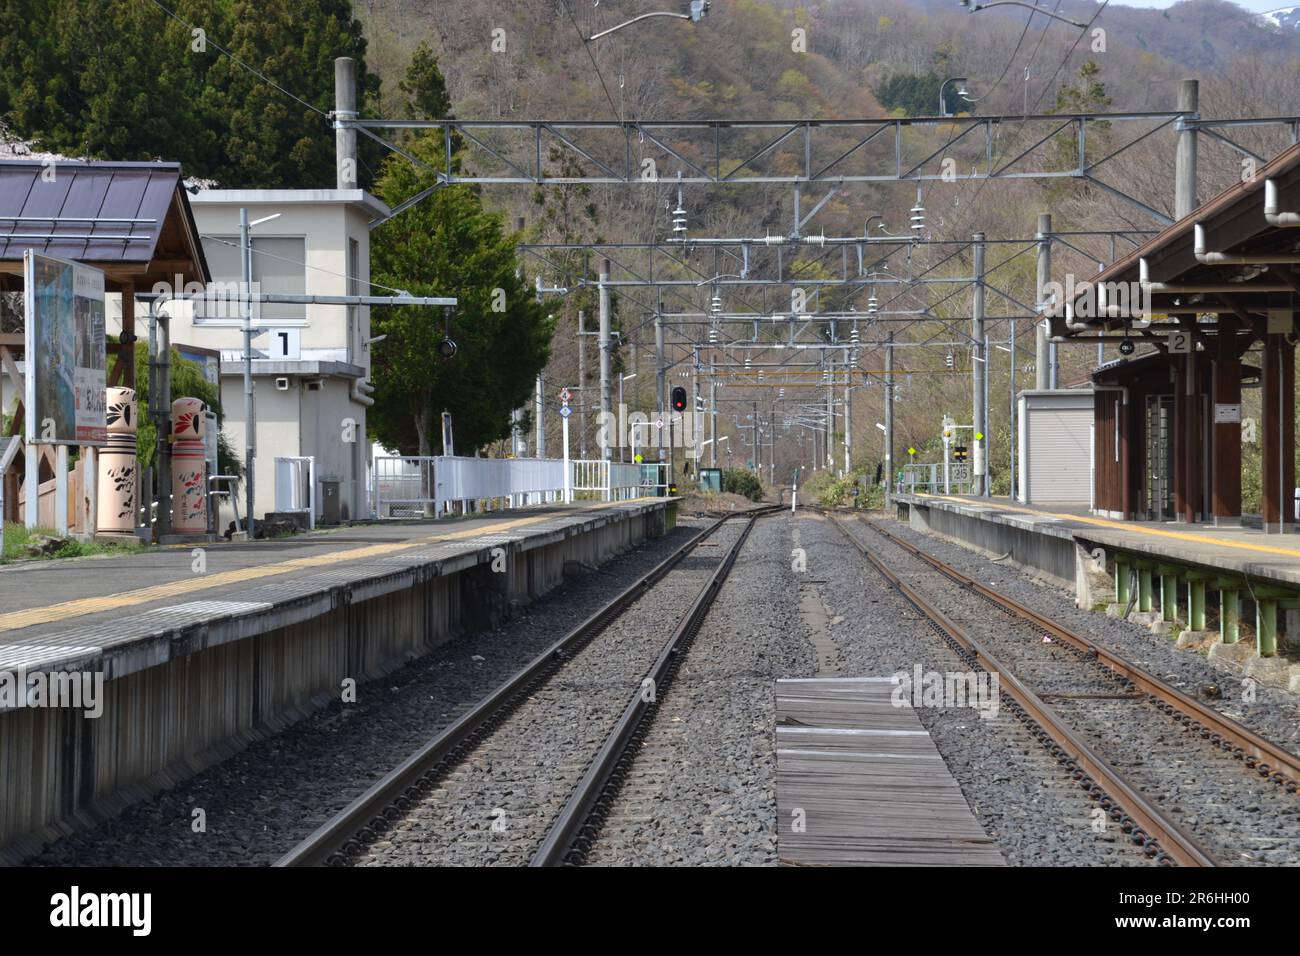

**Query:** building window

left=200, top=235, right=306, bottom=323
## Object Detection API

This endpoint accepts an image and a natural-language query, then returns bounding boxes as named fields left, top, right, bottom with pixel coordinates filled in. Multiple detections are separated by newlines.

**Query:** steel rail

left=828, top=515, right=1218, bottom=867
left=531, top=506, right=779, bottom=865
left=274, top=508, right=758, bottom=867
left=863, top=517, right=1300, bottom=791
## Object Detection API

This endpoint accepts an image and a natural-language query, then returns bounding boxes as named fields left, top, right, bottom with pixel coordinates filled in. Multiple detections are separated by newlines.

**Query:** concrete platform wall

left=900, top=500, right=1078, bottom=592
left=0, top=504, right=670, bottom=861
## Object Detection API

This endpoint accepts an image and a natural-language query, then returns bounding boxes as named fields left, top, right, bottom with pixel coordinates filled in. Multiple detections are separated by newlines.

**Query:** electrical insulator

left=708, top=326, right=718, bottom=344
left=850, top=325, right=860, bottom=345
left=867, top=294, right=878, bottom=315
left=710, top=292, right=722, bottom=315
left=779, top=387, right=785, bottom=399
left=744, top=356, right=751, bottom=369
left=946, top=352, right=954, bottom=370
left=910, top=202, right=925, bottom=233
left=672, top=204, right=687, bottom=236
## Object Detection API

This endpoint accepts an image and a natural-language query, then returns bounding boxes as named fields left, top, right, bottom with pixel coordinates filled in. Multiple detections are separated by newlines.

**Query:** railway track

left=276, top=505, right=777, bottom=867
left=834, top=512, right=1300, bottom=866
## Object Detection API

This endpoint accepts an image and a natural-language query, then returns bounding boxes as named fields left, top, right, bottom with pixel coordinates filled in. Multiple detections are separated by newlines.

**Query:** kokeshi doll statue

left=171, top=398, right=208, bottom=533
left=97, top=387, right=138, bottom=535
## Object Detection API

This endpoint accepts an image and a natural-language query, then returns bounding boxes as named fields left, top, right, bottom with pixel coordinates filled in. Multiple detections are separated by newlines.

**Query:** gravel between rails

left=583, top=514, right=815, bottom=866
left=24, top=519, right=712, bottom=868
left=799, top=511, right=1157, bottom=866
left=354, top=519, right=755, bottom=866
left=857, top=515, right=1300, bottom=865
left=874, top=514, right=1300, bottom=763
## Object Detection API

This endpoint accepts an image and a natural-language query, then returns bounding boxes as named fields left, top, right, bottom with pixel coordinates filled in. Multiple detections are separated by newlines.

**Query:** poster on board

left=23, top=250, right=107, bottom=445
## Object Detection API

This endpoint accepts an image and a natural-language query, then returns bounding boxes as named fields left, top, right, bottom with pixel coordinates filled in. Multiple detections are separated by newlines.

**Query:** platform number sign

left=1168, top=330, right=1192, bottom=354
left=269, top=328, right=300, bottom=360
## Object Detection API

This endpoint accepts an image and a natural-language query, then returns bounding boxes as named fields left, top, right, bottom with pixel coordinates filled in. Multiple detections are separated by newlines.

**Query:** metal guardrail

left=373, top=455, right=654, bottom=518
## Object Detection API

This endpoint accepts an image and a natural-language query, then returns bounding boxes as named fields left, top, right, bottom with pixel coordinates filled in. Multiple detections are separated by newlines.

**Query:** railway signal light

left=671, top=386, right=688, bottom=412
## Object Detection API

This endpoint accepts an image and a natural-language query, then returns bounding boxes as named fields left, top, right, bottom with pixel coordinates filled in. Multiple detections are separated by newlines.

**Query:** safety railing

left=374, top=455, right=660, bottom=518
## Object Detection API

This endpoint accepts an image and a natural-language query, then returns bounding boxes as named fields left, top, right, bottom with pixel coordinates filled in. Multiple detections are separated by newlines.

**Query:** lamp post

left=239, top=208, right=281, bottom=537
left=939, top=77, right=969, bottom=117
left=619, top=371, right=637, bottom=462
left=587, top=1, right=709, bottom=40
left=959, top=0, right=1087, bottom=29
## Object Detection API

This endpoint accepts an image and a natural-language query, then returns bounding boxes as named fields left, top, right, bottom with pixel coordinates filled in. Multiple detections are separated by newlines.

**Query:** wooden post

left=1180, top=350, right=1200, bottom=523
left=1211, top=315, right=1241, bottom=525
left=120, top=281, right=135, bottom=390
left=1262, top=334, right=1296, bottom=533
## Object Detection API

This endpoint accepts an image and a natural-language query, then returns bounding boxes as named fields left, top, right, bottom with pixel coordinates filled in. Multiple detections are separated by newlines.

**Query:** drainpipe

left=1193, top=222, right=1300, bottom=264
left=350, top=378, right=375, bottom=406
left=1264, top=179, right=1300, bottom=227
left=1139, top=256, right=1292, bottom=294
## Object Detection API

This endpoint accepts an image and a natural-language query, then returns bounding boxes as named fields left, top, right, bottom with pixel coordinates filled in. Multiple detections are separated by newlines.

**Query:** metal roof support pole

left=240, top=208, right=256, bottom=535
left=1175, top=79, right=1199, bottom=221
left=655, top=305, right=665, bottom=461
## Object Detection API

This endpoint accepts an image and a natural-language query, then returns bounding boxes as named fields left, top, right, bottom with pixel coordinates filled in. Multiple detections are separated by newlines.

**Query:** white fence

left=373, top=455, right=658, bottom=518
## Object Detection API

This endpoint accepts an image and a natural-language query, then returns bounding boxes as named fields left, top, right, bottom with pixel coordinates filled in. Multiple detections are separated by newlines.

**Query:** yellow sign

left=975, top=432, right=984, bottom=441
left=633, top=453, right=643, bottom=463
left=907, top=447, right=916, bottom=456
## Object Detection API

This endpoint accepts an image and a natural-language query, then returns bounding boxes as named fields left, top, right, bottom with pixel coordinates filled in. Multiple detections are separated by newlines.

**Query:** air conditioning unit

left=275, top=377, right=290, bottom=391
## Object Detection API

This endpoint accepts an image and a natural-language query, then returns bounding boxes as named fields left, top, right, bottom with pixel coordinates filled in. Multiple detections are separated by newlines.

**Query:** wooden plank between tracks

left=774, top=677, right=1005, bottom=867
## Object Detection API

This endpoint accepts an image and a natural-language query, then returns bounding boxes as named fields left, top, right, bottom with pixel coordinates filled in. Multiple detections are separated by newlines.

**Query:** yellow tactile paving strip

left=0, top=500, right=657, bottom=635
left=917, top=493, right=1300, bottom=561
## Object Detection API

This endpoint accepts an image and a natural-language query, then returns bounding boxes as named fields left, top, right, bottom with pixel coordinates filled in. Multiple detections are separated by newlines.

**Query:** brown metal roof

left=1061, top=141, right=1300, bottom=333
left=0, top=159, right=209, bottom=288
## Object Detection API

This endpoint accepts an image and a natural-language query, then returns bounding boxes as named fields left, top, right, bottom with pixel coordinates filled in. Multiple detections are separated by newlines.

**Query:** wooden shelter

left=1057, top=144, right=1300, bottom=530
left=0, top=159, right=209, bottom=524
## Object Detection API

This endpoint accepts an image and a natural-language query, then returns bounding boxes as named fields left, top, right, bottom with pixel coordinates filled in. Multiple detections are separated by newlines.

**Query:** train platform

left=774, top=677, right=1005, bottom=866
left=899, top=493, right=1300, bottom=590
left=0, top=496, right=674, bottom=857
left=893, top=492, right=1300, bottom=684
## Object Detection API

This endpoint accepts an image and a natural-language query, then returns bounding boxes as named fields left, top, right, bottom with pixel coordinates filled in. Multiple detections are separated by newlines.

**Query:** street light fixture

left=588, top=1, right=710, bottom=41
left=938, top=77, right=970, bottom=117
left=959, top=0, right=1087, bottom=29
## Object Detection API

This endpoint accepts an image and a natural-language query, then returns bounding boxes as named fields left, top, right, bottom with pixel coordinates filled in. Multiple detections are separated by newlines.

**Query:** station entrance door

left=1144, top=395, right=1174, bottom=521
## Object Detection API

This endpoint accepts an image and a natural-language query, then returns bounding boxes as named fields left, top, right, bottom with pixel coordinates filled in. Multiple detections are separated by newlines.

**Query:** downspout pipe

left=1265, top=179, right=1300, bottom=227
left=1140, top=255, right=1292, bottom=294
left=1193, top=221, right=1300, bottom=264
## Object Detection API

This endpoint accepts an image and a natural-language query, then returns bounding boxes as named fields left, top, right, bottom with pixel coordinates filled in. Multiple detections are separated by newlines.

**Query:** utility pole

left=709, top=380, right=717, bottom=467
left=535, top=371, right=546, bottom=457
left=240, top=207, right=255, bottom=533
left=577, top=310, right=588, bottom=458
left=825, top=355, right=835, bottom=471
left=598, top=258, right=612, bottom=461
left=843, top=375, right=851, bottom=475
left=1009, top=319, right=1018, bottom=500
left=1035, top=212, right=1051, bottom=391
left=884, top=332, right=894, bottom=502
left=655, top=305, right=666, bottom=461
left=972, top=232, right=987, bottom=495
left=334, top=58, right=358, bottom=189
left=1175, top=78, right=1199, bottom=220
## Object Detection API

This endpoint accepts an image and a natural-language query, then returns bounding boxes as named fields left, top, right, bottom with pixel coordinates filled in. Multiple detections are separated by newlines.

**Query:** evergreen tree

left=369, top=51, right=552, bottom=456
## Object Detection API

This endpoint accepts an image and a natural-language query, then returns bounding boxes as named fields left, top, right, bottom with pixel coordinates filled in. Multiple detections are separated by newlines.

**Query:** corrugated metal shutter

left=1027, top=407, right=1092, bottom=503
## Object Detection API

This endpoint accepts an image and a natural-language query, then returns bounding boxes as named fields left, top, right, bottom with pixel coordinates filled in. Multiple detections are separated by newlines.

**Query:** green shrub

left=722, top=468, right=764, bottom=501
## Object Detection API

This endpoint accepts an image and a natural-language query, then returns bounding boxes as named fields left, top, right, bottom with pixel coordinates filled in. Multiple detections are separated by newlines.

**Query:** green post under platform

left=1186, top=578, right=1206, bottom=632
left=1115, top=560, right=1130, bottom=605
left=1161, top=573, right=1178, bottom=623
left=1256, top=599, right=1277, bottom=657
left=1138, top=568, right=1153, bottom=613
left=1219, top=588, right=1239, bottom=644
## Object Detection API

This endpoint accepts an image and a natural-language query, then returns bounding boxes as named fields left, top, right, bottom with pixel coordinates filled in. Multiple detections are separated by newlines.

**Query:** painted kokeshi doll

left=171, top=397, right=208, bottom=533
left=97, top=387, right=138, bottom=535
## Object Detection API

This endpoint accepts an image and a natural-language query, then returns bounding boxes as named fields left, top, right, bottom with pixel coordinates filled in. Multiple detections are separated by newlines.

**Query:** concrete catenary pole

left=577, top=310, right=588, bottom=459
left=972, top=232, right=986, bottom=495
left=710, top=380, right=718, bottom=467
left=240, top=207, right=255, bottom=532
left=334, top=58, right=359, bottom=190
left=1035, top=213, right=1052, bottom=391
left=1175, top=79, right=1199, bottom=221
left=598, top=259, right=612, bottom=461
left=534, top=371, right=546, bottom=458
left=655, top=305, right=666, bottom=461
left=884, top=332, right=894, bottom=501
